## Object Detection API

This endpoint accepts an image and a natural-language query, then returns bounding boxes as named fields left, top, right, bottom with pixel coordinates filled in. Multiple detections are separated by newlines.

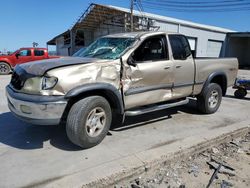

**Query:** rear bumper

left=6, top=86, right=67, bottom=125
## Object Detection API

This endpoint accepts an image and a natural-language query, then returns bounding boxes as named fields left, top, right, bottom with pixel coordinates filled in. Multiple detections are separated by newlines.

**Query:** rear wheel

left=234, top=89, right=247, bottom=99
left=0, top=62, right=11, bottom=75
left=66, top=96, right=112, bottom=149
left=197, top=83, right=222, bottom=114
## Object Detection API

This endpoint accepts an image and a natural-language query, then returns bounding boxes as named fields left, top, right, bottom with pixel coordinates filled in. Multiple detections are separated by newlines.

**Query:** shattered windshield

left=73, top=47, right=86, bottom=57
left=74, top=37, right=136, bottom=60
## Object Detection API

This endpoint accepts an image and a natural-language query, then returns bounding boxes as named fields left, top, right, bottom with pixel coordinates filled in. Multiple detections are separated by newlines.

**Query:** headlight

left=42, top=76, right=58, bottom=90
left=23, top=77, right=42, bottom=92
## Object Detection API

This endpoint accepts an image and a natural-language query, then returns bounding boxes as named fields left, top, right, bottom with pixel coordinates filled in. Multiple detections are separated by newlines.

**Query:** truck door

left=124, top=35, right=174, bottom=110
left=34, top=49, right=46, bottom=61
left=16, top=49, right=32, bottom=64
left=168, top=34, right=195, bottom=98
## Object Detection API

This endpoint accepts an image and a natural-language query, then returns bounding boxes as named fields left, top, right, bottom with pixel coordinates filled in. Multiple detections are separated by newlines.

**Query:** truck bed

left=193, top=57, right=238, bottom=95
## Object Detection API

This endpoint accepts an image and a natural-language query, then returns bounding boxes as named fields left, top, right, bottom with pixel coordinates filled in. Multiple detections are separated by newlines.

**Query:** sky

left=0, top=0, right=250, bottom=52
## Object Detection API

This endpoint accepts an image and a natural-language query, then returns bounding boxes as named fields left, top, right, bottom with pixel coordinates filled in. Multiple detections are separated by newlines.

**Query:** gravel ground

left=116, top=132, right=250, bottom=188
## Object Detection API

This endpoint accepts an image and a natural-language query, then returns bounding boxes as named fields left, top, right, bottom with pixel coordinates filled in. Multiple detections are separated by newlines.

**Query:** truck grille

left=11, top=72, right=25, bottom=90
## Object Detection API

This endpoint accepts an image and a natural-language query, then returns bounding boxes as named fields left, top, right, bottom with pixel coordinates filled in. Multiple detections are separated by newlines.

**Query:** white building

left=47, top=3, right=234, bottom=59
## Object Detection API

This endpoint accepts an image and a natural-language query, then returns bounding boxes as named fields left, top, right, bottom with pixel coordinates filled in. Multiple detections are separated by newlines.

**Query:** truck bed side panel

left=193, top=58, right=238, bottom=95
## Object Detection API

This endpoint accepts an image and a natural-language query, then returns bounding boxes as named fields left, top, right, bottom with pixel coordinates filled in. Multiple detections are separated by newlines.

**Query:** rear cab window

left=34, top=50, right=45, bottom=56
left=169, top=35, right=192, bottom=60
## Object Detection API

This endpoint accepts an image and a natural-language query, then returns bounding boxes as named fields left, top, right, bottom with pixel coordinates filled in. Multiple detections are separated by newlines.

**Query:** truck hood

left=0, top=55, right=12, bottom=59
left=16, top=57, right=101, bottom=76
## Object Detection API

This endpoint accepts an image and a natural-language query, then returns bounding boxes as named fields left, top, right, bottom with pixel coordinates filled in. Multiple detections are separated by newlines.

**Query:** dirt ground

left=116, top=132, right=250, bottom=188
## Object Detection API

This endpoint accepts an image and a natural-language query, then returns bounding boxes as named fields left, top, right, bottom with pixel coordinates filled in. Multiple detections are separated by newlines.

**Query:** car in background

left=0, top=48, right=60, bottom=75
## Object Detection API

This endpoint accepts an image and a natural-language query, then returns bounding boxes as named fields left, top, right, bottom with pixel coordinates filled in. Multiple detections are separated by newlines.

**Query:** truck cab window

left=19, top=50, right=31, bottom=56
left=34, top=50, right=45, bottom=56
left=133, top=36, right=167, bottom=62
left=169, top=35, right=191, bottom=60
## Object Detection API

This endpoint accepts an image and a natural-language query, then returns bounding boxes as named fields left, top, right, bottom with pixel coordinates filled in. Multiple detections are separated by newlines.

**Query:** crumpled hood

left=16, top=56, right=100, bottom=76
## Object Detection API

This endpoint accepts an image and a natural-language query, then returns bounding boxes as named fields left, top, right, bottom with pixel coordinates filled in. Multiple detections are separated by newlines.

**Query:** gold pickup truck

left=6, top=32, right=238, bottom=148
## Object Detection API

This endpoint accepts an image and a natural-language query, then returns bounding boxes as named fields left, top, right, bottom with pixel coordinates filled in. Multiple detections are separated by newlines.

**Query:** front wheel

left=197, top=83, right=222, bottom=114
left=0, top=62, right=11, bottom=75
left=66, top=96, right=112, bottom=149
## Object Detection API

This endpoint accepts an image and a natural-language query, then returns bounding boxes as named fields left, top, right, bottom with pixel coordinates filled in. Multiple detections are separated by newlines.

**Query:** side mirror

left=15, top=53, right=20, bottom=59
left=127, top=56, right=137, bottom=67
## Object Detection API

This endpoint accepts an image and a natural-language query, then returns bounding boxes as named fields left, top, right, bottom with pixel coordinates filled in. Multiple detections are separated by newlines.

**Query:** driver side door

left=16, top=49, right=32, bottom=64
left=123, top=35, right=174, bottom=110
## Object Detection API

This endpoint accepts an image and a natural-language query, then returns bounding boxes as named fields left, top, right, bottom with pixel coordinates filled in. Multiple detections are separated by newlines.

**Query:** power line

left=141, top=0, right=250, bottom=12
left=137, top=0, right=145, bottom=12
left=142, top=5, right=250, bottom=12
left=143, top=0, right=250, bottom=4
left=142, top=0, right=250, bottom=8
left=135, top=0, right=146, bottom=17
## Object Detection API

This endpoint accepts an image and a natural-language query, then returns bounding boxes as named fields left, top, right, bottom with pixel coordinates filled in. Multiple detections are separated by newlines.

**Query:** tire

left=0, top=62, right=11, bottom=75
left=234, top=89, right=247, bottom=99
left=197, top=83, right=222, bottom=114
left=66, top=96, right=112, bottom=149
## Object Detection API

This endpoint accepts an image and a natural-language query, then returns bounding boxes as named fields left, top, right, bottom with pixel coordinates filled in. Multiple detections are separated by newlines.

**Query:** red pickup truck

left=0, top=48, right=60, bottom=75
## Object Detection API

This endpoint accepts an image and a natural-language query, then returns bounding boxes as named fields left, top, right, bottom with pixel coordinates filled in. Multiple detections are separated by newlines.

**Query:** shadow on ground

left=225, top=94, right=250, bottom=101
left=0, top=99, right=201, bottom=151
left=111, top=99, right=202, bottom=131
left=0, top=112, right=81, bottom=151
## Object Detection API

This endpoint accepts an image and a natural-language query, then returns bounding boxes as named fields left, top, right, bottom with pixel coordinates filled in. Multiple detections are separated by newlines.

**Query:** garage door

left=207, top=40, right=223, bottom=57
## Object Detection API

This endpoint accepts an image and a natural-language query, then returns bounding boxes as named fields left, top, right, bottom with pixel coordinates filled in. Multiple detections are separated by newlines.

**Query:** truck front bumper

left=6, top=86, right=67, bottom=125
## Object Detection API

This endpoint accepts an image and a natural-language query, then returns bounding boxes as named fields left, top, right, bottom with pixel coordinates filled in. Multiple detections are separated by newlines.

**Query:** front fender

left=65, top=83, right=124, bottom=114
left=0, top=58, right=13, bottom=67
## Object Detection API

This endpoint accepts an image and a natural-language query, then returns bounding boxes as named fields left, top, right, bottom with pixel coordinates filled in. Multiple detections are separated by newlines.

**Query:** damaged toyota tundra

left=6, top=32, right=238, bottom=148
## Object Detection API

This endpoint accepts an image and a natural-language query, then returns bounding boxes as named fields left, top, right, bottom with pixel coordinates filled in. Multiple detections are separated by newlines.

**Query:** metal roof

left=47, top=30, right=70, bottom=45
left=47, top=3, right=235, bottom=45
left=73, top=4, right=125, bottom=30
left=105, top=4, right=235, bottom=33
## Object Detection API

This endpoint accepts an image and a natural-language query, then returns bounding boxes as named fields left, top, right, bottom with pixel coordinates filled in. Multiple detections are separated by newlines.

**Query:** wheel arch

left=0, top=61, right=13, bottom=74
left=62, top=83, right=124, bottom=122
left=203, top=72, right=228, bottom=96
left=0, top=60, right=13, bottom=68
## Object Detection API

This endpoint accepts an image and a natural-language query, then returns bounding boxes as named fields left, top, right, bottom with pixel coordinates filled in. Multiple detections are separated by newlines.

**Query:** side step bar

left=125, top=98, right=189, bottom=116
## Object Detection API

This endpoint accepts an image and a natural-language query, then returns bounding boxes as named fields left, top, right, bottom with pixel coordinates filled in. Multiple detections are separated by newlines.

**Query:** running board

left=125, top=98, right=189, bottom=116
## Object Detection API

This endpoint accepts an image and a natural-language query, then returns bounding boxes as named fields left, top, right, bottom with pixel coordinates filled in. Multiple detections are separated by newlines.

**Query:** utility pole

left=130, top=0, right=134, bottom=32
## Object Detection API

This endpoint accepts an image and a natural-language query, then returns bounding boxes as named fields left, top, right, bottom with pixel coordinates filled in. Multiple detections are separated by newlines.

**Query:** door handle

left=164, top=66, right=171, bottom=70
left=176, top=65, right=182, bottom=69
